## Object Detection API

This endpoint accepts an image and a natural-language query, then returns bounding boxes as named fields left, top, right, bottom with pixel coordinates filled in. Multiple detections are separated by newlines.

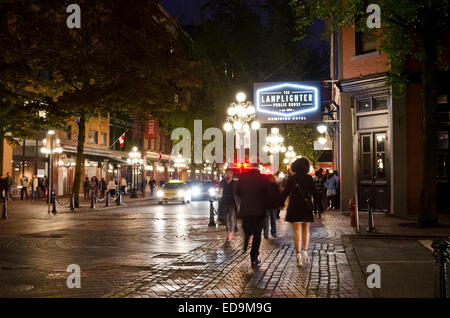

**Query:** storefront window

left=373, top=97, right=388, bottom=111
left=357, top=99, right=371, bottom=112
left=88, top=130, right=98, bottom=144
left=375, top=134, right=386, bottom=179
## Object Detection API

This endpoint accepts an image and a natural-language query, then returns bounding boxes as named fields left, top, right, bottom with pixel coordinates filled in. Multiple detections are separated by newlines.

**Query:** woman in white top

left=108, top=178, right=117, bottom=197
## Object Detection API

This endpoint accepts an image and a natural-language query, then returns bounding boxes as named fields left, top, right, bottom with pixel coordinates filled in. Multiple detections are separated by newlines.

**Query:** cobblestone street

left=0, top=199, right=372, bottom=298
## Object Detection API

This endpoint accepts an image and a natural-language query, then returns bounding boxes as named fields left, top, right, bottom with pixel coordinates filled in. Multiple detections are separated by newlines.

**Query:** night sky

left=161, top=0, right=206, bottom=25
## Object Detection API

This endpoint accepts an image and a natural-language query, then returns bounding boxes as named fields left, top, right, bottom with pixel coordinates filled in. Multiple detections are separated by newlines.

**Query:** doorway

left=358, top=131, right=390, bottom=212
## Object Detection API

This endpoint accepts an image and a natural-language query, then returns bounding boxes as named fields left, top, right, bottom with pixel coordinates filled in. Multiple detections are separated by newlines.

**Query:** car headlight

left=192, top=187, right=200, bottom=196
left=157, top=190, right=164, bottom=197
left=208, top=188, right=217, bottom=196
left=178, top=190, right=185, bottom=197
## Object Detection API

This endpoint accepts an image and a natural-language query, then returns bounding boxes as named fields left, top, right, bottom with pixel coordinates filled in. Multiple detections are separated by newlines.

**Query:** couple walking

left=219, top=158, right=315, bottom=267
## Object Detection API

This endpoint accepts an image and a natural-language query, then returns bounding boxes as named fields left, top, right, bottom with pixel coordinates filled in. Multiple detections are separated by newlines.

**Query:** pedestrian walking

left=5, top=173, right=12, bottom=199
left=280, top=158, right=316, bottom=267
left=83, top=177, right=90, bottom=199
left=149, top=178, right=155, bottom=195
left=264, top=175, right=280, bottom=238
left=20, top=174, right=29, bottom=200
left=333, top=171, right=340, bottom=210
left=120, top=177, right=127, bottom=195
left=313, top=170, right=326, bottom=217
left=219, top=168, right=238, bottom=241
left=43, top=176, right=48, bottom=200
left=100, top=177, right=107, bottom=198
left=90, top=176, right=98, bottom=197
left=31, top=174, right=39, bottom=201
left=235, top=164, right=270, bottom=266
left=325, top=173, right=337, bottom=209
left=107, top=178, right=117, bottom=197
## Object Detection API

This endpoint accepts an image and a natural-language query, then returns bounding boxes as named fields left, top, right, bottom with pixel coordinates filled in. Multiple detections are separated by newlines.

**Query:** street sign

left=254, top=81, right=322, bottom=123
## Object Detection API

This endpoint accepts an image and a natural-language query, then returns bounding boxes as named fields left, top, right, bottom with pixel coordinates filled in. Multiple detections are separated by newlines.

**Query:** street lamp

left=223, top=92, right=260, bottom=133
left=127, top=147, right=143, bottom=198
left=317, top=124, right=327, bottom=134
left=263, top=127, right=286, bottom=173
left=41, top=130, right=63, bottom=214
left=284, top=146, right=296, bottom=165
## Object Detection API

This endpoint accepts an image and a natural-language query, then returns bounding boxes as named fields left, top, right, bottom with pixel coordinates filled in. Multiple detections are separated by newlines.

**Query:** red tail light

left=243, top=163, right=247, bottom=169
left=236, top=163, right=242, bottom=168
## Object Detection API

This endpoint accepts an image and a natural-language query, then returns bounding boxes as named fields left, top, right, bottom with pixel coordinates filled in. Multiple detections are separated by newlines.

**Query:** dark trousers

left=263, top=209, right=277, bottom=237
left=21, top=187, right=28, bottom=200
left=242, top=216, right=265, bottom=261
left=222, top=203, right=237, bottom=233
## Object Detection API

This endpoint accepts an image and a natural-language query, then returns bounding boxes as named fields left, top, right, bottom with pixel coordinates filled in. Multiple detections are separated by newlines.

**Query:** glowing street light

left=317, top=125, right=327, bottom=134
left=223, top=92, right=260, bottom=133
left=127, top=147, right=143, bottom=198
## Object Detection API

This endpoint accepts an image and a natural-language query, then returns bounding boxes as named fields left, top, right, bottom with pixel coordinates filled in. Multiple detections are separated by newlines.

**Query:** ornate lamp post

left=223, top=93, right=260, bottom=162
left=284, top=146, right=296, bottom=165
left=127, top=147, right=143, bottom=198
left=263, top=127, right=286, bottom=173
left=41, top=130, right=63, bottom=214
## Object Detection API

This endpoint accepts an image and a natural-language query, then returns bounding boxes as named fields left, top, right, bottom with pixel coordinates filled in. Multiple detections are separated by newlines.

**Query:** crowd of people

left=217, top=160, right=340, bottom=267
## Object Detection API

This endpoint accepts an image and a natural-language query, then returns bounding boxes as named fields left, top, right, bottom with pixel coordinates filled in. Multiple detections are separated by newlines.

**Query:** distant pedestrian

left=43, top=176, right=48, bottom=200
left=264, top=175, right=281, bottom=239
left=219, top=168, right=238, bottom=241
left=235, top=165, right=270, bottom=266
left=149, top=179, right=156, bottom=195
left=20, top=174, right=29, bottom=200
left=120, top=177, right=127, bottom=195
left=31, top=174, right=39, bottom=201
left=90, top=176, right=98, bottom=197
left=107, top=178, right=117, bottom=197
left=313, top=170, right=325, bottom=217
left=5, top=173, right=12, bottom=199
left=280, top=158, right=316, bottom=267
left=333, top=171, right=340, bottom=209
left=100, top=177, right=107, bottom=198
left=83, top=177, right=90, bottom=199
left=325, top=174, right=337, bottom=209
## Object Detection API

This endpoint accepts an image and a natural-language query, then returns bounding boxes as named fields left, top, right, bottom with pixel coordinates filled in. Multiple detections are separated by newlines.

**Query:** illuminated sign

left=254, top=81, right=322, bottom=123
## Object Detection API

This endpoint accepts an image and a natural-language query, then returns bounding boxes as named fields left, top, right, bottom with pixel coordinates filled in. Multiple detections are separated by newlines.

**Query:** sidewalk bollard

left=105, top=191, right=110, bottom=207
left=208, top=200, right=216, bottom=227
left=117, top=191, right=122, bottom=205
left=2, top=193, right=7, bottom=220
left=432, top=239, right=449, bottom=298
left=90, top=192, right=96, bottom=209
left=70, top=193, right=75, bottom=211
left=51, top=189, right=57, bottom=214
left=366, top=198, right=375, bottom=232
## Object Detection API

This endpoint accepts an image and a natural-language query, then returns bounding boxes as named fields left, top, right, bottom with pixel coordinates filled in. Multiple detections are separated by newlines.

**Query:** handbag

left=292, top=178, right=314, bottom=213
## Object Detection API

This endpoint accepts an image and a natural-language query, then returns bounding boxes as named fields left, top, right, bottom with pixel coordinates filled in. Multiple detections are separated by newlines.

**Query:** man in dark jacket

left=235, top=166, right=270, bottom=266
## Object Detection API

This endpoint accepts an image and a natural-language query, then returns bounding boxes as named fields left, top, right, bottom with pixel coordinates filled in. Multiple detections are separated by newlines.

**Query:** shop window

left=357, top=99, right=371, bottom=112
left=375, top=133, right=386, bottom=180
left=357, top=96, right=389, bottom=113
left=88, top=130, right=98, bottom=144
left=355, top=31, right=377, bottom=55
left=100, top=133, right=107, bottom=146
left=373, top=97, right=388, bottom=111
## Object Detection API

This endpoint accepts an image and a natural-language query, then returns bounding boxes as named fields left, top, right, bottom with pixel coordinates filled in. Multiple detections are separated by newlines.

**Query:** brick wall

left=341, top=26, right=390, bottom=80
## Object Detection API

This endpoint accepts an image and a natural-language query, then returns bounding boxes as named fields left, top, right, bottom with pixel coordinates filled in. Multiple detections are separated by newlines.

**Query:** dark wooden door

left=358, top=132, right=390, bottom=211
